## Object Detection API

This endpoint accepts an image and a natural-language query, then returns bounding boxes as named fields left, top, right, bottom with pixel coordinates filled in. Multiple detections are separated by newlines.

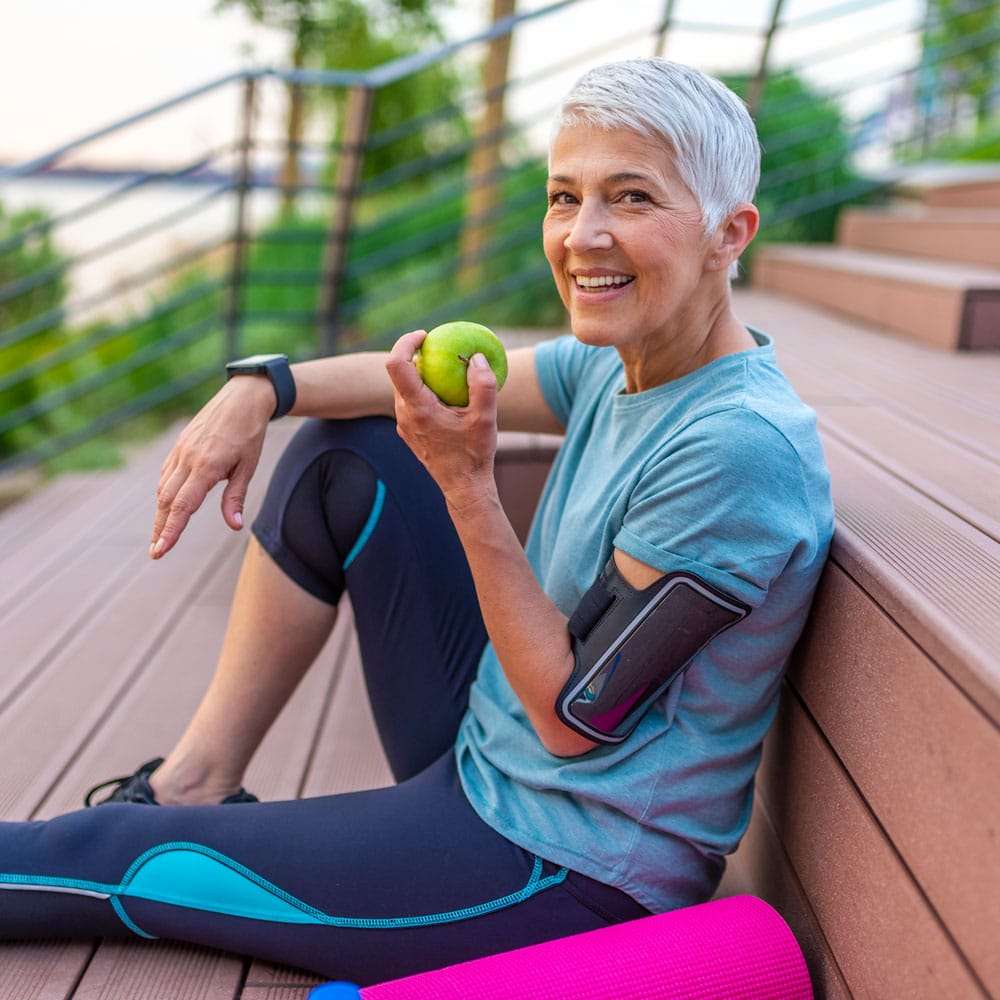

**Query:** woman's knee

left=251, top=419, right=397, bottom=605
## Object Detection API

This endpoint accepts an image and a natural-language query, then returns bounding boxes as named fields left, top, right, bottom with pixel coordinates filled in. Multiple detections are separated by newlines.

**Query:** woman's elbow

left=537, top=719, right=599, bottom=758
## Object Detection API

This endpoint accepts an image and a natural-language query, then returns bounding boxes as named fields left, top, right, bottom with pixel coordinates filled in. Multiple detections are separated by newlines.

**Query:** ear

left=707, top=203, right=759, bottom=272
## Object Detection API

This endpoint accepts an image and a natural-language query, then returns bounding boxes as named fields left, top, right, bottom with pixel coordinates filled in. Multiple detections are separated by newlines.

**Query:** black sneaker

left=84, top=757, right=258, bottom=807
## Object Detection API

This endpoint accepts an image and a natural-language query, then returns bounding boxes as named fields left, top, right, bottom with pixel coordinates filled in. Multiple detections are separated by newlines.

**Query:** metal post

left=748, top=0, right=787, bottom=115
left=654, top=0, right=677, bottom=58
left=317, top=84, right=374, bottom=356
left=224, top=74, right=255, bottom=362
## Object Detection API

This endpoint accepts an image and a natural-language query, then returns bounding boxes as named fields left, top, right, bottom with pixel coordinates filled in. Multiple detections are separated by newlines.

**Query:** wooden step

left=724, top=287, right=1000, bottom=997
left=752, top=244, right=1000, bottom=350
left=837, top=204, right=1000, bottom=269
left=893, top=162, right=1000, bottom=209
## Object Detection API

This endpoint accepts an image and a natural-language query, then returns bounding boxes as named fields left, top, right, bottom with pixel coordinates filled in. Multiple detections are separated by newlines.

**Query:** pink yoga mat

left=353, top=895, right=812, bottom=999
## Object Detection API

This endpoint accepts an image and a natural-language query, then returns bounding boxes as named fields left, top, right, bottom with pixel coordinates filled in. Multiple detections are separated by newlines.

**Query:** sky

left=0, top=0, right=923, bottom=311
left=0, top=0, right=287, bottom=162
left=0, top=0, right=924, bottom=167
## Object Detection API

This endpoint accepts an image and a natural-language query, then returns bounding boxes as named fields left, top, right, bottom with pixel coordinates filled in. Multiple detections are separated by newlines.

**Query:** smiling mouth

left=574, top=274, right=635, bottom=290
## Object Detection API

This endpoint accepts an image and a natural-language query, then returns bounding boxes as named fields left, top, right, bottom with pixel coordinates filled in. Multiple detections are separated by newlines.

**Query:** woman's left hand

left=385, top=331, right=500, bottom=508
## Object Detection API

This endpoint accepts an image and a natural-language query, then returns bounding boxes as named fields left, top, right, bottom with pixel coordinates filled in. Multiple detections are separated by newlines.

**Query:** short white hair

left=551, top=59, right=761, bottom=244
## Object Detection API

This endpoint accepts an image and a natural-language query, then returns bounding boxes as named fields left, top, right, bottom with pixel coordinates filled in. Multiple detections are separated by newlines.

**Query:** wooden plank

left=0, top=473, right=106, bottom=554
left=0, top=426, right=182, bottom=616
left=837, top=205, right=1000, bottom=269
left=718, top=785, right=853, bottom=1000
left=0, top=541, right=143, bottom=716
left=791, top=562, right=1000, bottom=992
left=33, top=556, right=341, bottom=817
left=0, top=940, right=95, bottom=1000
left=757, top=695, right=988, bottom=998
left=737, top=290, right=1000, bottom=464
left=821, top=438, right=1000, bottom=725
left=757, top=299, right=1000, bottom=544
left=241, top=962, right=323, bottom=999
left=32, top=550, right=246, bottom=818
left=0, top=422, right=301, bottom=821
left=818, top=408, right=1000, bottom=543
left=0, top=538, right=235, bottom=820
left=752, top=244, right=1000, bottom=349
left=70, top=939, right=243, bottom=1000
left=742, top=283, right=1000, bottom=388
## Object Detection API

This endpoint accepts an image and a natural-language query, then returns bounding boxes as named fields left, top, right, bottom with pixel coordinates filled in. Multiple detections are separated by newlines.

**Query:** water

left=1, top=174, right=282, bottom=322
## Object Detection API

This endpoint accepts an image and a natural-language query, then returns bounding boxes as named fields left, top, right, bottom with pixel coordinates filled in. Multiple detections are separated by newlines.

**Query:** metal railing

left=0, top=0, right=995, bottom=476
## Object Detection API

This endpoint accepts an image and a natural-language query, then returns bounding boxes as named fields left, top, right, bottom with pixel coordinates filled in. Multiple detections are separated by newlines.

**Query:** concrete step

left=837, top=204, right=1000, bottom=270
left=751, top=244, right=1000, bottom=350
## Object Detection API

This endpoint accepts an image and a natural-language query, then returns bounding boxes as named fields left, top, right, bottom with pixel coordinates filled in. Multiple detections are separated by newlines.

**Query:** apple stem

left=457, top=354, right=471, bottom=366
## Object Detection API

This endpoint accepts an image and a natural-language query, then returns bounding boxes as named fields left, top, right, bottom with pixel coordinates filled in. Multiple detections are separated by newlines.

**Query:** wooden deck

left=1, top=289, right=998, bottom=998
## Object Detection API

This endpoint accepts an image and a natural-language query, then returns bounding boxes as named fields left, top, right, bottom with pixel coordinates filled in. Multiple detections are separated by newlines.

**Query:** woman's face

left=543, top=123, right=717, bottom=357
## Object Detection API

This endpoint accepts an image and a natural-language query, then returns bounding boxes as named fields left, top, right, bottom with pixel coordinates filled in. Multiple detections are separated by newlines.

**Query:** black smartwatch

left=225, top=353, right=296, bottom=420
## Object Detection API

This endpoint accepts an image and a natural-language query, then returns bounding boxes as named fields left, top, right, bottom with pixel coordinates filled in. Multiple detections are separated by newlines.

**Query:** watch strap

left=226, top=355, right=296, bottom=420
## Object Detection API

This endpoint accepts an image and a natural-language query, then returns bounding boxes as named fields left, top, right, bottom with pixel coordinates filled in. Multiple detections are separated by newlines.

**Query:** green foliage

left=726, top=71, right=862, bottom=271
left=0, top=201, right=68, bottom=458
left=242, top=215, right=327, bottom=352
left=0, top=194, right=232, bottom=473
left=920, top=121, right=1000, bottom=161
left=343, top=157, right=560, bottom=341
left=319, top=0, right=470, bottom=182
left=923, top=0, right=1000, bottom=129
left=240, top=155, right=562, bottom=352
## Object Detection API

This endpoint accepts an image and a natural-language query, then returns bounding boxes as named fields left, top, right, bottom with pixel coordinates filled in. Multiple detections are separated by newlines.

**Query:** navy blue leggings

left=0, top=418, right=648, bottom=983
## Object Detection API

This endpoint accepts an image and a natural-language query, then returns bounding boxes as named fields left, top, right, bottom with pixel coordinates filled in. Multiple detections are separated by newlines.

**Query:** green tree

left=216, top=0, right=456, bottom=210
left=318, top=0, right=468, bottom=181
left=923, top=0, right=1000, bottom=130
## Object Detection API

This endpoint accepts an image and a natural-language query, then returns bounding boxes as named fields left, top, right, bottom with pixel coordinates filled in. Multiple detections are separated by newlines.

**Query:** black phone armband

left=556, top=557, right=750, bottom=745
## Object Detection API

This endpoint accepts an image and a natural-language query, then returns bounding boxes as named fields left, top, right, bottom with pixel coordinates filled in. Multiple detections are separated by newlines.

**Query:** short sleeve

left=614, top=408, right=821, bottom=608
left=534, top=335, right=602, bottom=427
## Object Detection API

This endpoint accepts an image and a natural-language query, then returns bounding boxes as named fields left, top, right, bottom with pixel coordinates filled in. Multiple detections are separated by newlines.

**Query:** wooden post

left=748, top=0, right=787, bottom=115
left=279, top=78, right=304, bottom=218
left=317, top=84, right=374, bottom=356
left=459, top=0, right=516, bottom=290
left=654, top=0, right=677, bottom=58
left=224, top=74, right=255, bottom=363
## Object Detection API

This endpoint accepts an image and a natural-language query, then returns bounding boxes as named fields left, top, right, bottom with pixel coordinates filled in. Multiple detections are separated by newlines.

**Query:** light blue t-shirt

left=454, top=330, right=834, bottom=912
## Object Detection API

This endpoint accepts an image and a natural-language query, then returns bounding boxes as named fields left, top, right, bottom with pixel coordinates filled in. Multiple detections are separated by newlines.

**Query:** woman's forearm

left=445, top=486, right=595, bottom=757
left=289, top=353, right=396, bottom=420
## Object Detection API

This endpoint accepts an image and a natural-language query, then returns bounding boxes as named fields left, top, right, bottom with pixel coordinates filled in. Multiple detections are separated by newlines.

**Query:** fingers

left=385, top=330, right=428, bottom=403
left=150, top=463, right=215, bottom=559
left=466, top=353, right=498, bottom=413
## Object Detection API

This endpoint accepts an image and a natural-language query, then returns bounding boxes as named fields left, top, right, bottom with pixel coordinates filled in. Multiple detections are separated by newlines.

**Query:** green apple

left=414, top=321, right=508, bottom=407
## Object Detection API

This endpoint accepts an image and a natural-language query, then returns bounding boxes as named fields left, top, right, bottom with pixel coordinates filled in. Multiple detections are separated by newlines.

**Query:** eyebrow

left=547, top=171, right=657, bottom=186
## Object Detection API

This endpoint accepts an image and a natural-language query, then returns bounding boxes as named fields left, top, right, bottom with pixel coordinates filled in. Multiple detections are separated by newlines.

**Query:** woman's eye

left=547, top=191, right=576, bottom=206
left=621, top=190, right=649, bottom=204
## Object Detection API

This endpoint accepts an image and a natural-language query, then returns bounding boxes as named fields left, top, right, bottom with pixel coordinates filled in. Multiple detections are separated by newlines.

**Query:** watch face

left=233, top=354, right=283, bottom=366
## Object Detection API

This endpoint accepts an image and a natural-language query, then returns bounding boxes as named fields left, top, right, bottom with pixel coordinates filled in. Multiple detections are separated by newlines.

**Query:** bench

left=714, top=289, right=1000, bottom=999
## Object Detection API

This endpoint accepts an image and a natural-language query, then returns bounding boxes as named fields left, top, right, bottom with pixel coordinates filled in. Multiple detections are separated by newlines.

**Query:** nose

left=564, top=201, right=613, bottom=253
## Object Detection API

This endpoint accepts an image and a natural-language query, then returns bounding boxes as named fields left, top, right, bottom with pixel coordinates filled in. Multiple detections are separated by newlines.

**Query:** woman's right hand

left=149, top=375, right=275, bottom=559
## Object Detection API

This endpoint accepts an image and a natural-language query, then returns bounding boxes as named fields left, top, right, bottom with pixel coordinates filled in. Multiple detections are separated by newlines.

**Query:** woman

left=0, top=59, right=833, bottom=983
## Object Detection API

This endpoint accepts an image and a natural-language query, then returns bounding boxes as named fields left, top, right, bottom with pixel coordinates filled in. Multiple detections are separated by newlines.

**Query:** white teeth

left=575, top=274, right=633, bottom=288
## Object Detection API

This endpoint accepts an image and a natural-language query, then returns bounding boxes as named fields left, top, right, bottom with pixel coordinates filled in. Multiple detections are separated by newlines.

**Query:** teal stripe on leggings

left=343, top=479, right=386, bottom=570
left=0, top=842, right=568, bottom=938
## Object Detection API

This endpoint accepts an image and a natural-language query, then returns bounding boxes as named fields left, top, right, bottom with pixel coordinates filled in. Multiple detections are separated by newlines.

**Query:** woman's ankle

left=148, top=754, right=245, bottom=806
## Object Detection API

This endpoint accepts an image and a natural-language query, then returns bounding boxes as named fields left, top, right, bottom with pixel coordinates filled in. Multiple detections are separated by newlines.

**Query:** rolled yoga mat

left=309, top=894, right=813, bottom=999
